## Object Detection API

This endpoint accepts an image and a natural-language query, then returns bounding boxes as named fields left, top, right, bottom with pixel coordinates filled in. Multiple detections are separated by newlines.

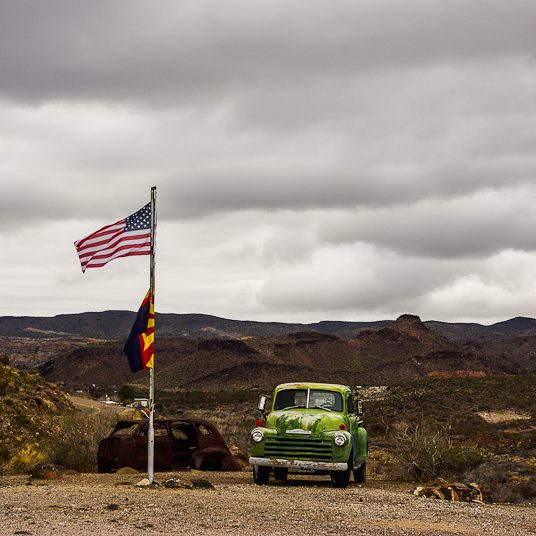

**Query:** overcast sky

left=1, top=0, right=536, bottom=324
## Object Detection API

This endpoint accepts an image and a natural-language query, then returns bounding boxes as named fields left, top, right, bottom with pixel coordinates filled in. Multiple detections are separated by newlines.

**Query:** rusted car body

left=97, top=418, right=240, bottom=473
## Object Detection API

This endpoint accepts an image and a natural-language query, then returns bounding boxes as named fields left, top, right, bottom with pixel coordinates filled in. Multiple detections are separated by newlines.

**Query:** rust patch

left=98, top=418, right=241, bottom=473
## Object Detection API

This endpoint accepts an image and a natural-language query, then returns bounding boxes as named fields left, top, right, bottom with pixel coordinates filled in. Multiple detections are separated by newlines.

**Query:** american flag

left=74, top=203, right=152, bottom=273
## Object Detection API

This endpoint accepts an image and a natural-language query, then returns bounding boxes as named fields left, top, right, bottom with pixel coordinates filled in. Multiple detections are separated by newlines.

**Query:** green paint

left=250, top=382, right=368, bottom=474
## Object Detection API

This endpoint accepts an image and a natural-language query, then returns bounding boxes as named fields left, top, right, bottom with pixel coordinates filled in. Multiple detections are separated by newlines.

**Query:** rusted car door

left=135, top=420, right=174, bottom=470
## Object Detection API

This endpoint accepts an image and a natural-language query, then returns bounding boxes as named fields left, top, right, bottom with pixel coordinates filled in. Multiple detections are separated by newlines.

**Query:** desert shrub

left=43, top=410, right=117, bottom=472
left=8, top=444, right=46, bottom=472
left=118, top=384, right=135, bottom=404
left=0, top=443, right=11, bottom=466
left=466, top=459, right=536, bottom=503
left=367, top=448, right=399, bottom=478
left=389, top=417, right=483, bottom=481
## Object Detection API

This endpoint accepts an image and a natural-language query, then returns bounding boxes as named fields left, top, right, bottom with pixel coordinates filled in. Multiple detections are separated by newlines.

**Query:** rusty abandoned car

left=97, top=418, right=240, bottom=473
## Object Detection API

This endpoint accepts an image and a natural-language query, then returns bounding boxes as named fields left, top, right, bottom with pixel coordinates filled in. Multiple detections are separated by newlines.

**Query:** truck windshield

left=274, top=389, right=343, bottom=412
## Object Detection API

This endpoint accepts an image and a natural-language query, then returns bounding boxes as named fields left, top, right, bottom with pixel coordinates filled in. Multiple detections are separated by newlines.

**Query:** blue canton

left=125, top=203, right=151, bottom=231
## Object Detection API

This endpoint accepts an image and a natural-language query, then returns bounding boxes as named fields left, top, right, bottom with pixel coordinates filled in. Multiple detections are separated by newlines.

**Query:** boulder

left=413, top=481, right=483, bottom=502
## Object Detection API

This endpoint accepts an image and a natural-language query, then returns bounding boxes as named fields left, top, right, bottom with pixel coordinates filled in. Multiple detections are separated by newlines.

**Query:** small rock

left=30, top=464, right=60, bottom=480
left=191, top=478, right=215, bottom=490
left=116, top=467, right=139, bottom=475
left=162, top=478, right=192, bottom=489
left=135, top=478, right=159, bottom=488
left=135, top=523, right=154, bottom=529
left=106, top=504, right=120, bottom=511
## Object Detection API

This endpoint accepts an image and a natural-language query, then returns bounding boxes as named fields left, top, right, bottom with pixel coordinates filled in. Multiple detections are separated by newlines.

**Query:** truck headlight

left=251, top=429, right=264, bottom=443
left=334, top=433, right=347, bottom=447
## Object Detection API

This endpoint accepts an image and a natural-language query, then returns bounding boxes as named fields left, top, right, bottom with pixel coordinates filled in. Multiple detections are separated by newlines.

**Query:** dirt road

left=1, top=471, right=535, bottom=536
left=67, top=394, right=124, bottom=414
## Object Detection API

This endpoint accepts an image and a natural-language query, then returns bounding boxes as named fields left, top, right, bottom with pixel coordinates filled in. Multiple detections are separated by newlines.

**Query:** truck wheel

left=353, top=463, right=366, bottom=483
left=274, top=468, right=288, bottom=481
left=331, top=466, right=350, bottom=488
left=252, top=464, right=270, bottom=485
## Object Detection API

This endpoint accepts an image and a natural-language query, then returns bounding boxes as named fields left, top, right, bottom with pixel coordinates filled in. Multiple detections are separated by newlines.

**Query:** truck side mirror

left=353, top=386, right=363, bottom=416
left=257, top=395, right=268, bottom=412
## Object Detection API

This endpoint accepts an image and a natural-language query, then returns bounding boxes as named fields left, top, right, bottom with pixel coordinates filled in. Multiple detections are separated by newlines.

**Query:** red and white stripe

left=74, top=219, right=151, bottom=272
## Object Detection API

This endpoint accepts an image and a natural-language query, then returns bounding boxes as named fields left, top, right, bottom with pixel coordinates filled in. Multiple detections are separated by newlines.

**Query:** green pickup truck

left=249, top=382, right=368, bottom=487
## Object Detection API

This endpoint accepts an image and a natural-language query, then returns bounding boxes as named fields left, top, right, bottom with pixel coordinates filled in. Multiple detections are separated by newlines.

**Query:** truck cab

left=249, top=382, right=368, bottom=487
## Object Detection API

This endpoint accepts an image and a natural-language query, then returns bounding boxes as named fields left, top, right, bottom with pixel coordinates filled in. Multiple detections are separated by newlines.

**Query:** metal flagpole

left=147, top=185, right=157, bottom=483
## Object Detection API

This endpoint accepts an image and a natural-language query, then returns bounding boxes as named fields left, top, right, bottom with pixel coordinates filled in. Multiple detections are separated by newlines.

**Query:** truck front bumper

left=249, top=456, right=348, bottom=472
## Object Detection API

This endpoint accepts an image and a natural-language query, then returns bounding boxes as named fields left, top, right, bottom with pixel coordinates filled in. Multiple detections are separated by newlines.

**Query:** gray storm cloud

left=1, top=0, right=536, bottom=105
left=0, top=1, right=535, bottom=322
left=256, top=243, right=470, bottom=315
left=316, top=186, right=536, bottom=258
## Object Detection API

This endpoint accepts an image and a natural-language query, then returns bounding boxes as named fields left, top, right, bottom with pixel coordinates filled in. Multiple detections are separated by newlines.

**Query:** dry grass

left=43, top=410, right=118, bottom=472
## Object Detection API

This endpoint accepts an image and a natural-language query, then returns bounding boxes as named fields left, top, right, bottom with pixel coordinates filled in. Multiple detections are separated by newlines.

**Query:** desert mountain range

left=2, top=311, right=536, bottom=341
left=1, top=312, right=534, bottom=392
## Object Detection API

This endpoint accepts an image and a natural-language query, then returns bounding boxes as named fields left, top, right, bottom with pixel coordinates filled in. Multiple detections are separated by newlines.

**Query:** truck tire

left=353, top=463, right=366, bottom=483
left=274, top=467, right=288, bottom=481
left=252, top=464, right=270, bottom=485
left=331, top=458, right=351, bottom=488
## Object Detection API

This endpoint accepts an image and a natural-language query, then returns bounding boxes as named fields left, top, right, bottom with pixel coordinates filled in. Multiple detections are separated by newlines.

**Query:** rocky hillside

left=4, top=310, right=536, bottom=343
left=37, top=315, right=529, bottom=392
left=0, top=336, right=105, bottom=370
left=0, top=311, right=390, bottom=340
left=427, top=316, right=536, bottom=342
left=0, top=360, right=72, bottom=465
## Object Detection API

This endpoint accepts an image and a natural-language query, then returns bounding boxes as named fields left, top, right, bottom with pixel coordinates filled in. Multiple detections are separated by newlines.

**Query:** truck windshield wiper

left=309, top=404, right=333, bottom=412
left=283, top=405, right=305, bottom=410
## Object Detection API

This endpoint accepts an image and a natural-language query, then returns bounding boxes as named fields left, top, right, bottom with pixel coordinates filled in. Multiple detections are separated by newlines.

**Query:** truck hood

left=267, top=410, right=345, bottom=436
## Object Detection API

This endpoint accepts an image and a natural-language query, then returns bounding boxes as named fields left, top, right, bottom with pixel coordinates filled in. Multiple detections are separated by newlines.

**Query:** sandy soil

left=1, top=471, right=535, bottom=536
left=476, top=410, right=532, bottom=423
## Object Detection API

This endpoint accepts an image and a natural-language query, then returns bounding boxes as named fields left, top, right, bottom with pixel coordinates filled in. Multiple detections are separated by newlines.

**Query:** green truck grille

left=265, top=436, right=332, bottom=461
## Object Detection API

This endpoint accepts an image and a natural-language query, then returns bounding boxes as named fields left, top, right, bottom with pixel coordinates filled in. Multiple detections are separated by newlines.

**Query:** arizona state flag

left=124, top=291, right=155, bottom=372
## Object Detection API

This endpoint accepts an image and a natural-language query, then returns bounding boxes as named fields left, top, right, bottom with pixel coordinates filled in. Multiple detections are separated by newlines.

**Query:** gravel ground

left=1, top=471, right=535, bottom=536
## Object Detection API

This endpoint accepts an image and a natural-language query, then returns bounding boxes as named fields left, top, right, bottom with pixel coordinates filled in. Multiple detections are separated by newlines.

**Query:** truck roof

left=275, top=382, right=351, bottom=393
